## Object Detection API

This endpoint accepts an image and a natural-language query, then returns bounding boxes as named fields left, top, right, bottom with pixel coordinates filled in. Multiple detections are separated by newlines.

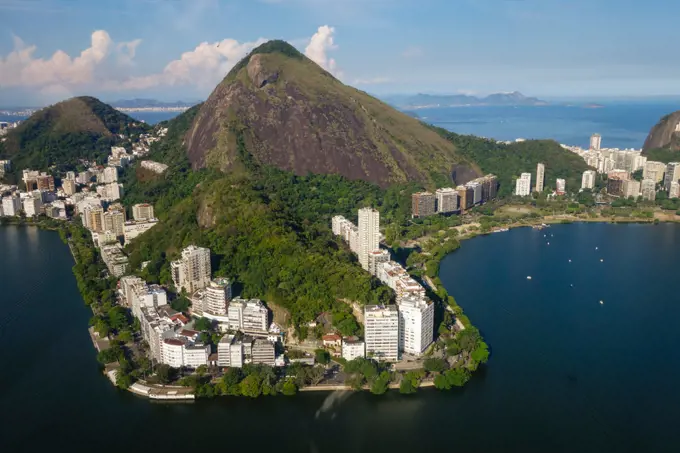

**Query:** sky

left=0, top=0, right=679, bottom=106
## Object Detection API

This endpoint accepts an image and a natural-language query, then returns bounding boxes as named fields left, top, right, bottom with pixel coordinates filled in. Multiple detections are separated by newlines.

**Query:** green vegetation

left=433, top=127, right=592, bottom=197
left=0, top=96, right=149, bottom=177
left=645, top=148, right=680, bottom=164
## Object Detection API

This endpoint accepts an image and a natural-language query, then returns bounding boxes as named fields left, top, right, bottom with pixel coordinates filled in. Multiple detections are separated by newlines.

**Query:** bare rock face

left=183, top=40, right=477, bottom=188
left=247, top=54, right=279, bottom=88
left=643, top=111, right=680, bottom=152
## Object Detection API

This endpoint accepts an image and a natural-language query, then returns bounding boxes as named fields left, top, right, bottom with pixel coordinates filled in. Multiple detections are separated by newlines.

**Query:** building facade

left=664, top=162, right=680, bottom=191
left=358, top=207, right=380, bottom=271
left=435, top=188, right=459, bottom=213
left=536, top=163, right=545, bottom=193
left=132, top=203, right=155, bottom=221
left=623, top=179, right=641, bottom=199
left=556, top=179, right=566, bottom=195
left=171, top=245, right=211, bottom=294
left=411, top=192, right=436, bottom=217
left=641, top=179, right=656, bottom=201
left=515, top=173, right=532, bottom=196
left=581, top=170, right=596, bottom=190
left=397, top=295, right=435, bottom=355
left=364, top=305, right=399, bottom=362
left=643, top=161, right=666, bottom=184
left=227, top=298, right=269, bottom=332
left=342, top=338, right=365, bottom=361
left=590, top=133, right=602, bottom=150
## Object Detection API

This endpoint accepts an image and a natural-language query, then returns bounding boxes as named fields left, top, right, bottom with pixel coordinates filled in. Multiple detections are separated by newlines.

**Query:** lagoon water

left=3, top=223, right=680, bottom=452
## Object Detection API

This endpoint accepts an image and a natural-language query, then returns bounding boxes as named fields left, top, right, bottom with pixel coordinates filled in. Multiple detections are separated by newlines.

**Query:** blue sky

left=0, top=0, right=679, bottom=106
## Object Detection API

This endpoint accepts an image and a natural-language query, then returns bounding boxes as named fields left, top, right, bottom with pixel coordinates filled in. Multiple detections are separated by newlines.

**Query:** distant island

left=382, top=91, right=549, bottom=109
left=109, top=98, right=200, bottom=112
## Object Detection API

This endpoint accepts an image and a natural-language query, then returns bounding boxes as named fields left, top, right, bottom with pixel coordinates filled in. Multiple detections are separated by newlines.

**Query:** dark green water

left=2, top=223, right=680, bottom=452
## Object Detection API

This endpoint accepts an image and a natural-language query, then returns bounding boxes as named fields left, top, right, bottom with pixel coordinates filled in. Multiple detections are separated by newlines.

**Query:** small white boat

left=596, top=247, right=599, bottom=250
left=600, top=259, right=604, bottom=262
left=527, top=276, right=532, bottom=280
left=600, top=300, right=604, bottom=305
left=568, top=259, right=572, bottom=263
left=547, top=242, right=550, bottom=245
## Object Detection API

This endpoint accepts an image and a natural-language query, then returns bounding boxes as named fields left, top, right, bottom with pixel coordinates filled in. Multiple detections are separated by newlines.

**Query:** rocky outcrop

left=643, top=111, right=680, bottom=152
left=183, top=40, right=478, bottom=188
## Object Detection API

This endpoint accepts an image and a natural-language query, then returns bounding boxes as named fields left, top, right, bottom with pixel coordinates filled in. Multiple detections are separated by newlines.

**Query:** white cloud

left=354, top=77, right=391, bottom=85
left=121, top=38, right=266, bottom=90
left=401, top=46, right=423, bottom=58
left=304, top=25, right=342, bottom=78
left=0, top=25, right=347, bottom=101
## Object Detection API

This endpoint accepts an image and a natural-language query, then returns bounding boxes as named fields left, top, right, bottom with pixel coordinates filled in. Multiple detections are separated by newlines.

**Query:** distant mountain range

left=109, top=98, right=200, bottom=109
left=383, top=91, right=549, bottom=109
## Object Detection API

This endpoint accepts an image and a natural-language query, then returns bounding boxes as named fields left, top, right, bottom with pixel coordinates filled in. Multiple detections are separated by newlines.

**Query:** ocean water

left=2, top=101, right=678, bottom=148
left=0, top=110, right=180, bottom=126
left=2, top=223, right=680, bottom=452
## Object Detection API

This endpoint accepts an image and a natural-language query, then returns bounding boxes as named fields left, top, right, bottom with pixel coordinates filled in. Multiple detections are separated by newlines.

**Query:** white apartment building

left=641, top=179, right=656, bottom=201
left=120, top=275, right=145, bottom=306
left=590, top=133, right=602, bottom=150
left=536, top=163, right=545, bottom=193
left=623, top=179, right=641, bottom=199
left=227, top=298, right=268, bottom=332
left=664, top=162, right=680, bottom=191
left=96, top=183, right=123, bottom=202
left=358, top=208, right=380, bottom=271
left=130, top=283, right=168, bottom=320
left=132, top=203, right=155, bottom=221
left=515, top=173, right=532, bottom=196
left=348, top=226, right=359, bottom=254
left=397, top=295, right=435, bottom=356
left=251, top=338, right=276, bottom=366
left=364, top=305, right=399, bottom=362
left=367, top=249, right=390, bottom=277
left=2, top=195, right=21, bottom=216
left=203, top=277, right=232, bottom=316
left=556, top=178, right=566, bottom=195
left=100, top=243, right=129, bottom=277
left=435, top=188, right=459, bottom=213
left=62, top=179, right=77, bottom=196
left=161, top=338, right=210, bottom=368
left=581, top=170, right=596, bottom=190
left=22, top=196, right=42, bottom=217
left=217, top=334, right=241, bottom=367
left=171, top=245, right=211, bottom=293
left=342, top=338, right=366, bottom=361
left=643, top=161, right=666, bottom=184
left=123, top=220, right=158, bottom=243
left=331, top=215, right=349, bottom=236
left=670, top=181, right=680, bottom=199
left=97, top=166, right=118, bottom=184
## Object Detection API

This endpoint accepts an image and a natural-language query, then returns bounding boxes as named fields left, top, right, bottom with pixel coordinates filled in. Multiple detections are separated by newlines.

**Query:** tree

left=315, top=349, right=330, bottom=365
left=308, top=366, right=326, bottom=386
left=219, top=368, right=242, bottom=396
left=171, top=295, right=190, bottom=312
left=471, top=341, right=490, bottom=364
left=424, top=357, right=448, bottom=374
left=240, top=374, right=263, bottom=398
left=434, top=374, right=451, bottom=391
left=194, top=317, right=213, bottom=332
left=156, top=364, right=173, bottom=384
left=399, top=378, right=416, bottom=394
left=282, top=379, right=297, bottom=396
left=370, top=371, right=391, bottom=395
left=116, top=329, right=134, bottom=343
left=445, top=368, right=470, bottom=387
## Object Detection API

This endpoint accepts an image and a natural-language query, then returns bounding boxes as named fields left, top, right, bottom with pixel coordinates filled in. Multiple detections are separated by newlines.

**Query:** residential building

left=130, top=283, right=168, bottom=320
left=536, top=163, right=545, bottom=192
left=228, top=298, right=269, bottom=332
left=581, top=170, right=596, bottom=190
left=348, top=225, right=359, bottom=254
left=92, top=230, right=118, bottom=248
left=556, top=179, right=566, bottom=195
left=664, top=162, right=680, bottom=191
left=203, top=277, right=232, bottom=316
left=342, top=337, right=365, bottom=361
left=367, top=249, right=390, bottom=277
left=171, top=245, right=211, bottom=293
left=1, top=195, right=21, bottom=216
left=96, top=183, right=123, bottom=201
left=65, top=171, right=76, bottom=180
left=671, top=181, right=680, bottom=199
left=141, top=160, right=169, bottom=174
left=411, top=192, right=436, bottom=217
left=119, top=275, right=145, bottom=306
left=435, top=188, right=459, bottom=213
left=322, top=333, right=342, bottom=349
left=251, top=339, right=275, bottom=366
left=515, top=173, right=532, bottom=196
left=123, top=220, right=158, bottom=243
left=397, top=295, right=435, bottom=356
left=97, top=166, right=118, bottom=184
left=608, top=169, right=630, bottom=181
left=22, top=170, right=55, bottom=192
left=590, top=133, right=602, bottom=150
left=161, top=338, right=209, bottom=369
left=623, top=180, right=641, bottom=199
left=83, top=205, right=104, bottom=232
left=132, top=203, right=155, bottom=221
left=641, top=179, right=656, bottom=201
left=364, top=305, right=399, bottom=362
left=643, top=161, right=666, bottom=184
left=358, top=207, right=380, bottom=271
left=100, top=243, right=129, bottom=277
left=607, top=176, right=625, bottom=197
left=76, top=171, right=92, bottom=185
left=217, top=334, right=237, bottom=367
left=62, top=179, right=77, bottom=196
left=467, top=181, right=482, bottom=205
left=481, top=174, right=499, bottom=201
left=22, top=196, right=42, bottom=217
left=103, top=206, right=126, bottom=237
left=331, top=215, right=350, bottom=236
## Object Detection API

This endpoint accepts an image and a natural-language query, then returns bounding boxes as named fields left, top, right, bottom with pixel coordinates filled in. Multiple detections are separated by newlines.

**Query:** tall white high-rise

left=643, top=161, right=666, bottom=184
left=640, top=179, right=656, bottom=201
left=664, top=162, right=680, bottom=191
left=364, top=305, right=399, bottom=362
left=536, top=163, right=545, bottom=193
left=358, top=208, right=380, bottom=271
left=171, top=245, right=211, bottom=294
left=515, top=173, right=532, bottom=196
left=590, top=134, right=602, bottom=150
left=397, top=295, right=434, bottom=356
left=581, top=170, right=596, bottom=190
left=204, top=277, right=232, bottom=316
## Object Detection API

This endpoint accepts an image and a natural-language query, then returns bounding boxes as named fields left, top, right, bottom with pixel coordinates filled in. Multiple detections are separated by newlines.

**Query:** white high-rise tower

left=590, top=134, right=602, bottom=150
left=536, top=163, right=545, bottom=193
left=358, top=208, right=380, bottom=271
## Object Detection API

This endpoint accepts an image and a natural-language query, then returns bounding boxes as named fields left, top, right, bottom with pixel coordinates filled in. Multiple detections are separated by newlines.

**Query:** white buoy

left=600, top=259, right=604, bottom=262
left=568, top=259, right=572, bottom=263
left=547, top=242, right=550, bottom=245
left=596, top=247, right=599, bottom=250
left=600, top=300, right=604, bottom=305
left=527, top=276, right=532, bottom=280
